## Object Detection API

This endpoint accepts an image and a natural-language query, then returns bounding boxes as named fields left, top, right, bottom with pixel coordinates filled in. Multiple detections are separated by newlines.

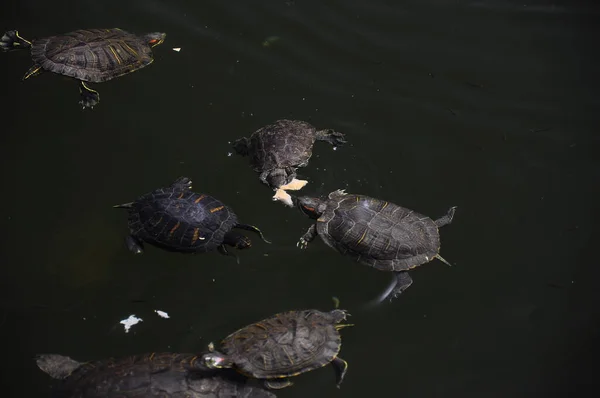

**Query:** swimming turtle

left=201, top=309, right=352, bottom=389
left=294, top=189, right=457, bottom=302
left=0, top=28, right=165, bottom=109
left=114, top=177, right=270, bottom=261
left=232, top=119, right=347, bottom=206
left=36, top=352, right=276, bottom=397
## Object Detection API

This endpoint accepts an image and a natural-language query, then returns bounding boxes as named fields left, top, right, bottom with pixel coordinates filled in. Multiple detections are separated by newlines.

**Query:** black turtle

left=114, top=177, right=270, bottom=260
left=232, top=119, right=347, bottom=206
left=294, top=189, right=456, bottom=302
left=36, top=352, right=276, bottom=397
left=0, top=28, right=165, bottom=108
left=201, top=309, right=352, bottom=389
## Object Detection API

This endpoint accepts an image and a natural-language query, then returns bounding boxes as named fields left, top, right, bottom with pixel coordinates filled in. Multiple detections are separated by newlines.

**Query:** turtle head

left=294, top=196, right=326, bottom=219
left=266, top=168, right=294, bottom=190
left=201, top=343, right=233, bottom=369
left=201, top=352, right=233, bottom=369
left=145, top=32, right=166, bottom=47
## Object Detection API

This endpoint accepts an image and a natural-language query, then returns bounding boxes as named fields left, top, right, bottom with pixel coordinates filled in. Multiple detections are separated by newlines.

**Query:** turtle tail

left=36, top=354, right=82, bottom=380
left=1, top=30, right=32, bottom=52
left=113, top=202, right=134, bottom=209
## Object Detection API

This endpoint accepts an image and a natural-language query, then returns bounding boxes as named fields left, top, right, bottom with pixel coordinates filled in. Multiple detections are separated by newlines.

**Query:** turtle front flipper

left=297, top=224, right=317, bottom=249
left=171, top=176, right=193, bottom=190
left=264, top=378, right=293, bottom=389
left=0, top=30, right=32, bottom=52
left=316, top=128, right=347, bottom=147
left=36, top=354, right=82, bottom=380
left=332, top=357, right=348, bottom=388
left=232, top=137, right=250, bottom=156
left=126, top=235, right=144, bottom=254
left=78, top=81, right=99, bottom=109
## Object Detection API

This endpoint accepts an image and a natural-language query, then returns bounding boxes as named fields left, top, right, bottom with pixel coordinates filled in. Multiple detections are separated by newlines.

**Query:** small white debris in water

left=212, top=278, right=216, bottom=282
left=155, top=310, right=170, bottom=319
left=120, top=315, right=143, bottom=333
left=333, top=147, right=337, bottom=151
left=82, top=317, right=86, bottom=321
left=227, top=152, right=233, bottom=157
left=172, top=47, right=181, bottom=52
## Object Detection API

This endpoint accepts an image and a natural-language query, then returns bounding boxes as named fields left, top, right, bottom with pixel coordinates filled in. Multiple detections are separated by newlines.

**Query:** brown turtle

left=294, top=189, right=457, bottom=302
left=0, top=28, right=165, bottom=108
left=201, top=309, right=352, bottom=389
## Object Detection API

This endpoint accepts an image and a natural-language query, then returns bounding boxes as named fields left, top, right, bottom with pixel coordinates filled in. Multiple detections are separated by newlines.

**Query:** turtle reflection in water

left=232, top=119, right=347, bottom=206
left=294, top=189, right=457, bottom=302
left=0, top=28, right=165, bottom=109
left=36, top=352, right=276, bottom=397
left=114, top=177, right=270, bottom=262
left=202, top=309, right=352, bottom=389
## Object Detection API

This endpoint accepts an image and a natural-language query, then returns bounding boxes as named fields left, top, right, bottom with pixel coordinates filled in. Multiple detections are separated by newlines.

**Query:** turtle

left=0, top=28, right=165, bottom=109
left=232, top=119, right=347, bottom=206
left=293, top=189, right=457, bottom=302
left=114, top=177, right=270, bottom=261
left=36, top=351, right=277, bottom=397
left=201, top=309, right=352, bottom=390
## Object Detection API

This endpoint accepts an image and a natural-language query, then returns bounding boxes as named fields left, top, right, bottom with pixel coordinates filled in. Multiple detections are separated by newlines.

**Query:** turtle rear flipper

left=0, top=30, right=32, bottom=52
left=36, top=354, right=82, bottom=380
left=78, top=81, right=99, bottom=109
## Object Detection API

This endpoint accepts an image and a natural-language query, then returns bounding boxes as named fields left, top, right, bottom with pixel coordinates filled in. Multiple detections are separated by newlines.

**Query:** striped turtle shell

left=317, top=190, right=442, bottom=271
left=246, top=119, right=320, bottom=172
left=220, top=309, right=346, bottom=379
left=36, top=352, right=276, bottom=398
left=126, top=178, right=238, bottom=253
left=31, top=28, right=157, bottom=82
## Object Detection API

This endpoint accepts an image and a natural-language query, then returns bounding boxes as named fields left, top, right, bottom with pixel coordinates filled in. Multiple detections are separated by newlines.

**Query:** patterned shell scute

left=59, top=352, right=276, bottom=397
left=221, top=310, right=342, bottom=379
left=248, top=120, right=319, bottom=171
left=317, top=194, right=441, bottom=271
left=31, top=28, right=154, bottom=83
left=128, top=188, right=238, bottom=252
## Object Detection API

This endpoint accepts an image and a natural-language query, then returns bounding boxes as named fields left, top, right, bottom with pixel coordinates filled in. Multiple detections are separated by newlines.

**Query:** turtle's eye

left=149, top=39, right=159, bottom=45
left=303, top=206, right=315, bottom=212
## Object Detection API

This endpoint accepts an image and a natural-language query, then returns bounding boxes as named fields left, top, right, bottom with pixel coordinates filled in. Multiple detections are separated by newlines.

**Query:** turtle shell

left=317, top=190, right=441, bottom=271
left=47, top=352, right=276, bottom=397
left=247, top=120, right=319, bottom=172
left=30, top=28, right=155, bottom=83
left=127, top=183, right=238, bottom=253
left=220, top=309, right=345, bottom=379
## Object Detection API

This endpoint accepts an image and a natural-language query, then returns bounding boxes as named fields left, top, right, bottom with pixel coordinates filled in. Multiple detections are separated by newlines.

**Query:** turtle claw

left=79, top=95, right=98, bottom=110
left=297, top=238, right=308, bottom=249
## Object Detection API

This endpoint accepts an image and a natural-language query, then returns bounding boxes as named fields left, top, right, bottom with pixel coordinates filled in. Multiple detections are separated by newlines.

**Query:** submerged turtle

left=294, top=189, right=456, bottom=302
left=201, top=309, right=352, bottom=389
left=232, top=119, right=347, bottom=206
left=36, top=352, right=276, bottom=397
left=114, top=177, right=270, bottom=260
left=0, top=28, right=165, bottom=108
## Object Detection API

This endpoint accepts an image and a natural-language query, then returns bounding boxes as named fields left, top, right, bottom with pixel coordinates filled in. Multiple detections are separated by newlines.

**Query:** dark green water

left=1, top=0, right=598, bottom=396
